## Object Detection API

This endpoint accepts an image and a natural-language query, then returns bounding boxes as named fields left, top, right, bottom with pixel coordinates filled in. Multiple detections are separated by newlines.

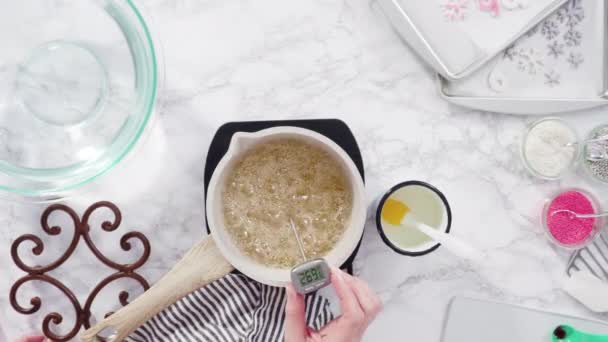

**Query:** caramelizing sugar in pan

left=222, top=138, right=353, bottom=269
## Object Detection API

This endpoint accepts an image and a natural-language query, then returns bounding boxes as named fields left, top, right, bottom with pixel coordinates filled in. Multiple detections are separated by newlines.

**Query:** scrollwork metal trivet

left=10, top=201, right=151, bottom=341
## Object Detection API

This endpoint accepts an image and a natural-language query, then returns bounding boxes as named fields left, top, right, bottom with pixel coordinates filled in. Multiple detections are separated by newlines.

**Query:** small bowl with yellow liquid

left=376, top=181, right=452, bottom=256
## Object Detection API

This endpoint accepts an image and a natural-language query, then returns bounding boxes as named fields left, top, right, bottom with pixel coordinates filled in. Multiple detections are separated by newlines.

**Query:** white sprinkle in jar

left=521, top=118, right=579, bottom=180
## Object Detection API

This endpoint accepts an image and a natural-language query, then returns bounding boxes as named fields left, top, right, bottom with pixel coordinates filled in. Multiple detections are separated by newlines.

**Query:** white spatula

left=381, top=198, right=484, bottom=262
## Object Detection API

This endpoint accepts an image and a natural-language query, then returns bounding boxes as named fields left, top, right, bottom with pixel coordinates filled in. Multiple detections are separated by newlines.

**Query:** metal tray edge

left=436, top=75, right=608, bottom=115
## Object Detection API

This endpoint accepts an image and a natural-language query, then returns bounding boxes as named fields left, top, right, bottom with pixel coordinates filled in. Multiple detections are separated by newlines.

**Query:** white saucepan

left=82, top=126, right=366, bottom=342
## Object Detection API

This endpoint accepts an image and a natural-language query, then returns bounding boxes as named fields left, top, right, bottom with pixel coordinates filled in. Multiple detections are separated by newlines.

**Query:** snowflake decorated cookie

left=441, top=0, right=469, bottom=21
left=478, top=0, right=500, bottom=17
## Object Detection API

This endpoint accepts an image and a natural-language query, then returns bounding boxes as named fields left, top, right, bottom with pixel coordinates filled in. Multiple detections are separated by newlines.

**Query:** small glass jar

left=541, top=188, right=602, bottom=250
left=582, top=124, right=608, bottom=185
left=521, top=117, right=580, bottom=180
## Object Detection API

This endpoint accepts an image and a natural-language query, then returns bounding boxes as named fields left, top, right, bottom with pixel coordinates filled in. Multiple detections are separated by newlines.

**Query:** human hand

left=285, top=267, right=382, bottom=342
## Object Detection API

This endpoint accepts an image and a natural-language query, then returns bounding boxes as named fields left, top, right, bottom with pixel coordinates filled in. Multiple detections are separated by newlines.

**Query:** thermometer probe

left=288, top=220, right=331, bottom=295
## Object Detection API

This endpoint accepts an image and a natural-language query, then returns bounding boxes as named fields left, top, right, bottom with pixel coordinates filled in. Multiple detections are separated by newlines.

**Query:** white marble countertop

left=1, top=0, right=608, bottom=341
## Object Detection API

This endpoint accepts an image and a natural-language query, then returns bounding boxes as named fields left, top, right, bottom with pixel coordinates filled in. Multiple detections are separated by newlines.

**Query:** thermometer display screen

left=291, top=258, right=331, bottom=294
left=297, top=266, right=325, bottom=286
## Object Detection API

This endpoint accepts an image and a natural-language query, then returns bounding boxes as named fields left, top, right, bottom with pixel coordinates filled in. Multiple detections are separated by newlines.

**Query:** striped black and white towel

left=127, top=273, right=334, bottom=342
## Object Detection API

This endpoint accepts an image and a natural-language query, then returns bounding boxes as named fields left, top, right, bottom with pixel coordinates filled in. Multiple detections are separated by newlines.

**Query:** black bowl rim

left=375, top=180, right=453, bottom=257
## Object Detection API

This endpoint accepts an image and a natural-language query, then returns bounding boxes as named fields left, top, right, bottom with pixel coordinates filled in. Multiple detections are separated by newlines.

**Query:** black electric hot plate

left=203, top=119, right=365, bottom=275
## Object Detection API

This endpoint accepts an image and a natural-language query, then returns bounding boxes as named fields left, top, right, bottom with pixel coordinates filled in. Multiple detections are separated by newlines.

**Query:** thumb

left=284, top=285, right=307, bottom=342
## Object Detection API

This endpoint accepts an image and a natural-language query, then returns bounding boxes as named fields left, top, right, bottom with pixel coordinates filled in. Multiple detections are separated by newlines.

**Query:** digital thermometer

left=288, top=220, right=331, bottom=294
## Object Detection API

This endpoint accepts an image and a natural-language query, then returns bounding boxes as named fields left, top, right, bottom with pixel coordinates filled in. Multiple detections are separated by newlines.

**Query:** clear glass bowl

left=582, top=124, right=608, bottom=185
left=0, top=0, right=158, bottom=200
left=520, top=117, right=580, bottom=181
left=541, top=188, right=602, bottom=250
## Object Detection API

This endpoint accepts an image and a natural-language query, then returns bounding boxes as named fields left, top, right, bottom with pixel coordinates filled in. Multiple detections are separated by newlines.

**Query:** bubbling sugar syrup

left=222, top=138, right=353, bottom=268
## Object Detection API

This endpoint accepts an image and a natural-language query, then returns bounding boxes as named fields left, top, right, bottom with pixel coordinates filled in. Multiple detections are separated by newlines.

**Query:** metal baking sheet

left=439, top=0, right=608, bottom=115
left=442, top=297, right=608, bottom=342
left=377, top=0, right=568, bottom=80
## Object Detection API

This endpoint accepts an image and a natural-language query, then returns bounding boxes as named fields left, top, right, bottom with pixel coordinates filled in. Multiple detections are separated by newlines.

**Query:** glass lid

left=0, top=0, right=157, bottom=199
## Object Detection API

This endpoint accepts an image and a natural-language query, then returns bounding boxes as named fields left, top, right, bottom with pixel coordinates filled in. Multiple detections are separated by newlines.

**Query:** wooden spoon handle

left=80, top=236, right=234, bottom=342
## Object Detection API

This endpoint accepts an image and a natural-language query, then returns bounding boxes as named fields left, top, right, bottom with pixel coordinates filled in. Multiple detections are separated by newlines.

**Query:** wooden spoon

left=80, top=237, right=234, bottom=342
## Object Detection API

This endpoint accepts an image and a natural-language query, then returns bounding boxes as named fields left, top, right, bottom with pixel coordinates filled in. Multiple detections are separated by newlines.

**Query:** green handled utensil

left=553, top=325, right=608, bottom=342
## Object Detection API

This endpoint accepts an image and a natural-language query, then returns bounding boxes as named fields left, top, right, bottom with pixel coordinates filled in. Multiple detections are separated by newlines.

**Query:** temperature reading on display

left=291, top=258, right=331, bottom=294
left=298, top=266, right=324, bottom=286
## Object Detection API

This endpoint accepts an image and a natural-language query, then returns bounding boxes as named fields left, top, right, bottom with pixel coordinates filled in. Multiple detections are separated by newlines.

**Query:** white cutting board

left=442, top=297, right=608, bottom=342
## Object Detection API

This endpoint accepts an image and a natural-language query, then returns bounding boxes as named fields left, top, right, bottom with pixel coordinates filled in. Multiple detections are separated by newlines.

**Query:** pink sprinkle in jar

left=542, top=189, right=602, bottom=249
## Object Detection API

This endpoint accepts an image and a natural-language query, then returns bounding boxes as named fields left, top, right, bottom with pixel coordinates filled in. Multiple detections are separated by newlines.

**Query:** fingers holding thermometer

left=328, top=267, right=382, bottom=331
left=340, top=270, right=383, bottom=323
left=285, top=267, right=382, bottom=342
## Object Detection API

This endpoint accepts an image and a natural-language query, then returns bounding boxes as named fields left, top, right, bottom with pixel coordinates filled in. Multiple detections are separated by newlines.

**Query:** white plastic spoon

left=551, top=209, right=608, bottom=219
